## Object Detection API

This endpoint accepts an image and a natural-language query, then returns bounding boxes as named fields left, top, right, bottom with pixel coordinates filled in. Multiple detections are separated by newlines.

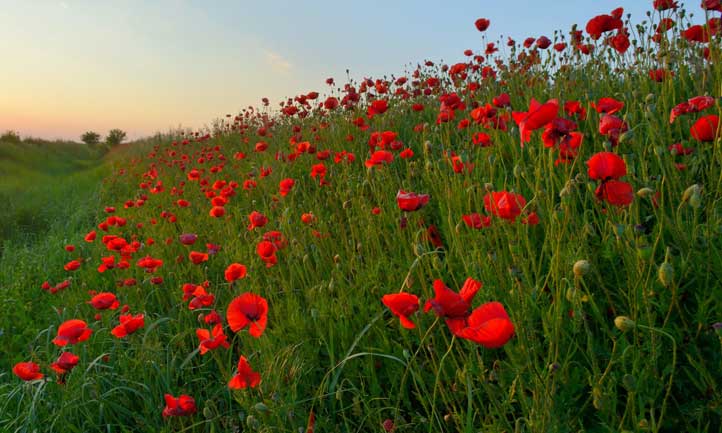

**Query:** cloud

left=59, top=1, right=69, bottom=9
left=263, top=50, right=292, bottom=73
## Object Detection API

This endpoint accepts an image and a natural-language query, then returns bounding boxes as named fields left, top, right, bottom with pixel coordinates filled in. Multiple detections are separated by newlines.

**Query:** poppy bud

left=614, top=316, right=636, bottom=332
left=413, top=243, right=425, bottom=257
left=484, top=183, right=494, bottom=192
left=203, top=406, right=213, bottom=419
left=343, top=200, right=352, bottom=209
left=246, top=415, right=259, bottom=429
left=658, top=261, right=674, bottom=287
left=637, top=245, right=653, bottom=260
left=645, top=93, right=655, bottom=103
left=573, top=260, right=590, bottom=277
left=565, top=287, right=577, bottom=302
left=622, top=374, right=636, bottom=392
left=423, top=140, right=433, bottom=154
left=636, top=187, right=654, bottom=198
left=618, top=130, right=634, bottom=144
left=254, top=403, right=269, bottom=413
left=333, top=254, right=341, bottom=264
left=513, top=164, right=522, bottom=178
left=681, top=184, right=700, bottom=202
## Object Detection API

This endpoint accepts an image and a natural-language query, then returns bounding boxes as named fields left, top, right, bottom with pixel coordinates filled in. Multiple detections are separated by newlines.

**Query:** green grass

left=2, top=4, right=722, bottom=433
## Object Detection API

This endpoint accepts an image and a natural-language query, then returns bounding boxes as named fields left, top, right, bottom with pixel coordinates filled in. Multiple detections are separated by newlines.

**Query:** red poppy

left=381, top=293, right=419, bottom=329
left=586, top=152, right=627, bottom=180
left=654, top=0, right=678, bottom=10
left=64, top=260, right=82, bottom=272
left=256, top=240, right=277, bottom=267
left=196, top=323, right=230, bottom=355
left=301, top=213, right=315, bottom=225
left=209, top=206, right=225, bottom=218
left=595, top=180, right=634, bottom=207
left=586, top=12, right=623, bottom=40
left=228, top=356, right=261, bottom=389
left=512, top=98, right=559, bottom=145
left=474, top=18, right=490, bottom=32
left=690, top=115, right=719, bottom=142
left=396, top=190, right=429, bottom=212
left=53, top=319, right=92, bottom=346
left=88, top=292, right=120, bottom=310
left=462, top=213, right=491, bottom=229
left=247, top=211, right=268, bottom=231
left=50, top=351, right=80, bottom=375
left=483, top=191, right=526, bottom=222
left=279, top=178, right=295, bottom=196
left=592, top=97, right=624, bottom=114
left=84, top=230, right=97, bottom=242
left=111, top=313, right=145, bottom=338
left=457, top=302, right=515, bottom=348
left=13, top=361, right=43, bottom=381
left=224, top=263, right=247, bottom=283
left=227, top=292, right=268, bottom=338
left=162, top=394, right=197, bottom=417
left=189, top=251, right=209, bottom=265
left=424, top=278, right=481, bottom=319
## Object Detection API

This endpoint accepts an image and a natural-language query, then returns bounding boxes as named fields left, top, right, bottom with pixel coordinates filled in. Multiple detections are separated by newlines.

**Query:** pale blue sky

left=0, top=1, right=683, bottom=140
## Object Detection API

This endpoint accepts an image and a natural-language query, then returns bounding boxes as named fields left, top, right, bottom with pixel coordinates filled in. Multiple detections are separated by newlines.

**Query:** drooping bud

left=614, top=316, right=636, bottom=332
left=573, top=260, right=591, bottom=277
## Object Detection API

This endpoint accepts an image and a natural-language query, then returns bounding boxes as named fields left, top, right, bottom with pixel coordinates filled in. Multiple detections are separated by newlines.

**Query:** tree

left=81, top=131, right=101, bottom=147
left=105, top=129, right=127, bottom=147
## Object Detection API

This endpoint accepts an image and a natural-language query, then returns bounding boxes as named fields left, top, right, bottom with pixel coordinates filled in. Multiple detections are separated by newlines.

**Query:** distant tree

left=105, top=129, right=127, bottom=147
left=81, top=131, right=101, bottom=147
left=0, top=130, right=21, bottom=143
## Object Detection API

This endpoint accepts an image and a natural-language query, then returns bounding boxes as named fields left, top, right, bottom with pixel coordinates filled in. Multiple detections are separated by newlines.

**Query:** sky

left=0, top=0, right=660, bottom=141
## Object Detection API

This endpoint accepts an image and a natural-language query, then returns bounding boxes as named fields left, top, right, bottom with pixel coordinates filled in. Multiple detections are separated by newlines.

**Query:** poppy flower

left=111, top=313, right=145, bottom=338
left=279, top=178, right=295, bottom=196
left=654, top=0, right=678, bottom=10
left=595, top=180, right=634, bottom=207
left=462, top=213, right=491, bottom=229
left=690, top=115, right=719, bottom=142
left=196, top=323, right=230, bottom=355
left=162, top=394, right=197, bottom=417
left=53, top=319, right=92, bottom=346
left=424, top=277, right=481, bottom=319
left=88, top=292, right=120, bottom=310
left=381, top=293, right=419, bottom=329
left=179, top=233, right=198, bottom=245
left=84, top=230, right=97, bottom=242
left=592, top=97, right=624, bottom=115
left=483, top=191, right=526, bottom=222
left=50, top=352, right=80, bottom=375
left=228, top=356, right=261, bottom=389
left=189, top=251, right=209, bottom=265
left=209, top=206, right=225, bottom=218
left=457, top=302, right=515, bottom=348
left=224, top=263, right=247, bottom=283
left=301, top=213, right=315, bottom=225
left=247, top=211, right=268, bottom=231
left=474, top=18, right=490, bottom=32
left=586, top=152, right=626, bottom=180
left=13, top=362, right=43, bottom=381
left=256, top=241, right=278, bottom=267
left=396, top=190, right=429, bottom=212
left=512, top=98, right=559, bottom=145
left=227, top=292, right=268, bottom=338
left=64, top=260, right=82, bottom=272
left=586, top=12, right=623, bottom=40
left=188, top=286, right=215, bottom=310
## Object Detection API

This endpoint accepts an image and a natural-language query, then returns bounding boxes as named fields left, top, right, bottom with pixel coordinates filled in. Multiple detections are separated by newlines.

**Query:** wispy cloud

left=263, top=50, right=291, bottom=73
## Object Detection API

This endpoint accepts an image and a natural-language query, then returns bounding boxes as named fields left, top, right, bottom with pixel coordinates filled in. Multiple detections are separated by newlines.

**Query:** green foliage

left=106, top=129, right=127, bottom=147
left=81, top=131, right=101, bottom=147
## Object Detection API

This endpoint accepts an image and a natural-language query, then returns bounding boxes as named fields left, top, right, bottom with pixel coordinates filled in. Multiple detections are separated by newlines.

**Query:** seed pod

left=573, top=260, right=591, bottom=277
left=636, top=187, right=654, bottom=198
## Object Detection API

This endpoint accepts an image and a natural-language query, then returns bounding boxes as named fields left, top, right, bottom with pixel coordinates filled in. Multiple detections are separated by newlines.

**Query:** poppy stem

left=636, top=324, right=676, bottom=433
left=427, top=336, right=456, bottom=433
